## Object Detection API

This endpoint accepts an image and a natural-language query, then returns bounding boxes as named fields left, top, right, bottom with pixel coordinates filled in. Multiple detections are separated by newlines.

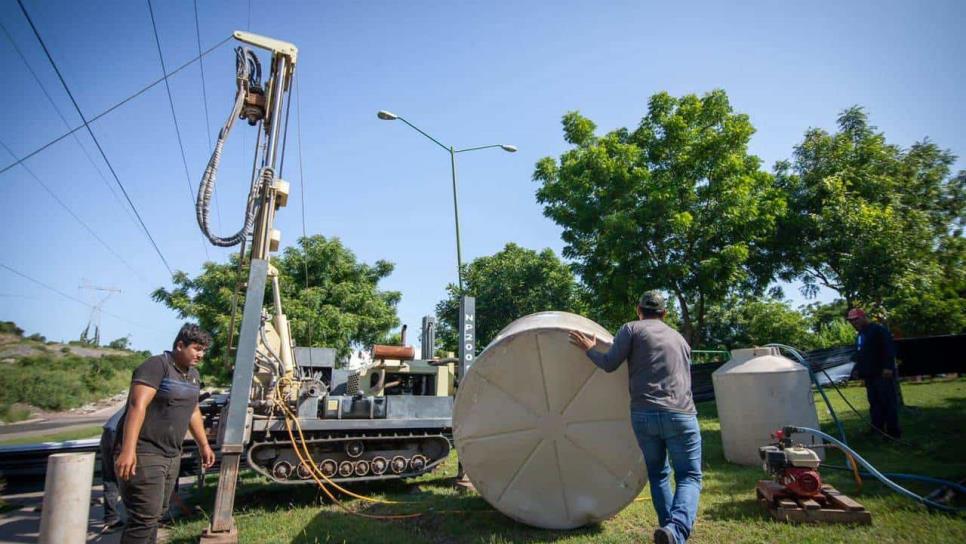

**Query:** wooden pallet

left=756, top=480, right=872, bottom=525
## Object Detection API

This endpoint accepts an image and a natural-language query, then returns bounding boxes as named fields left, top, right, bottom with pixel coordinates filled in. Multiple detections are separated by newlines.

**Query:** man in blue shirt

left=847, top=308, right=901, bottom=439
left=570, top=291, right=701, bottom=544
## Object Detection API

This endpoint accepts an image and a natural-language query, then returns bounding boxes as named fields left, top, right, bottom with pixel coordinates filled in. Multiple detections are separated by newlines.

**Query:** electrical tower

left=78, top=280, right=121, bottom=346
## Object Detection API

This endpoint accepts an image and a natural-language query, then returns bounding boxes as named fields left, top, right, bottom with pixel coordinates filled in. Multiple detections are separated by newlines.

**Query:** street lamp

left=377, top=110, right=516, bottom=294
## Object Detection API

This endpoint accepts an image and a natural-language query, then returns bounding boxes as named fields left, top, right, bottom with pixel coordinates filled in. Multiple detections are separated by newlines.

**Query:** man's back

left=623, top=320, right=695, bottom=414
left=586, top=319, right=695, bottom=414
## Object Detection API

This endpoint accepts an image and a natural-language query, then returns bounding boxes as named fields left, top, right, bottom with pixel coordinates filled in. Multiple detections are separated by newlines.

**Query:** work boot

left=653, top=526, right=675, bottom=544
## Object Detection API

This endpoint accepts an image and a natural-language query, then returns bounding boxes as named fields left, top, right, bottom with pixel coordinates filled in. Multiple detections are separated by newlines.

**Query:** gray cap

left=638, top=290, right=666, bottom=311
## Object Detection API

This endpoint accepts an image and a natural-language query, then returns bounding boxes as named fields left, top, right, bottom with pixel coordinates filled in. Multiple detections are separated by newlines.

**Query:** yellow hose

left=276, top=394, right=421, bottom=519
left=270, top=379, right=504, bottom=519
left=274, top=378, right=405, bottom=505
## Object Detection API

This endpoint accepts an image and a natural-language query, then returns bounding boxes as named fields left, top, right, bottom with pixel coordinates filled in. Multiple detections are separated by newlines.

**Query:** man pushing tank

left=569, top=291, right=702, bottom=544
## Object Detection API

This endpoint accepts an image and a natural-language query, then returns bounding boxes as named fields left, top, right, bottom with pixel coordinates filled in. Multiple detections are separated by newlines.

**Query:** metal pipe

left=265, top=56, right=288, bottom=168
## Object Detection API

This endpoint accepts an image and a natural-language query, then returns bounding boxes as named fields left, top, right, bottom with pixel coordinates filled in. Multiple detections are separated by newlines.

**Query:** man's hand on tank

left=568, top=330, right=597, bottom=351
left=115, top=450, right=136, bottom=480
left=200, top=444, right=216, bottom=469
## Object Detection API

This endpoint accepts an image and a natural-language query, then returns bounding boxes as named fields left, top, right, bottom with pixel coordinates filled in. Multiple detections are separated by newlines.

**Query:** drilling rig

left=195, top=32, right=466, bottom=542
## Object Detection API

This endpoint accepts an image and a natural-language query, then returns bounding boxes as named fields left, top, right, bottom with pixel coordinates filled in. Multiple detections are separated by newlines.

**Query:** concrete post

left=39, top=452, right=95, bottom=544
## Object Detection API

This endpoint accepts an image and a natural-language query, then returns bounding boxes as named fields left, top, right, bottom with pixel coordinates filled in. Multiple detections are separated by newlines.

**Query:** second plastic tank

left=712, top=346, right=822, bottom=466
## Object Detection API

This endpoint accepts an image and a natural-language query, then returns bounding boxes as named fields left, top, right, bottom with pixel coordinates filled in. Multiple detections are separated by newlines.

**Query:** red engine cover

left=779, top=467, right=823, bottom=498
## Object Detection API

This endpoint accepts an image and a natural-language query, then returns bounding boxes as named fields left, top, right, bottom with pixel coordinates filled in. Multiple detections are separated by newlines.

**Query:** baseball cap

left=846, top=308, right=866, bottom=321
left=638, top=290, right=666, bottom=312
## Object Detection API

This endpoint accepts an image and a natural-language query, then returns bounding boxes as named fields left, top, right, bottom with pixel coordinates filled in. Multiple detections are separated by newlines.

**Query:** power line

left=295, top=73, right=314, bottom=350
left=0, top=18, right=143, bottom=233
left=0, top=35, right=232, bottom=177
left=16, top=0, right=174, bottom=276
left=0, top=139, right=149, bottom=283
left=145, top=0, right=209, bottom=260
left=296, top=74, right=309, bottom=246
left=0, top=263, right=156, bottom=332
left=192, top=0, right=222, bottom=231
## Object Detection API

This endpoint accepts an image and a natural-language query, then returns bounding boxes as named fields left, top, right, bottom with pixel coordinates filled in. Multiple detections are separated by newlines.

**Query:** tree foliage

left=703, top=296, right=814, bottom=351
left=775, top=107, right=965, bottom=334
left=533, top=90, right=785, bottom=346
left=153, top=235, right=401, bottom=374
left=435, top=243, right=583, bottom=353
left=108, top=336, right=131, bottom=350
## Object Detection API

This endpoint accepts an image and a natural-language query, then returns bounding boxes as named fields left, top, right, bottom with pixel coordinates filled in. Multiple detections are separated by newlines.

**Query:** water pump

left=759, top=427, right=823, bottom=498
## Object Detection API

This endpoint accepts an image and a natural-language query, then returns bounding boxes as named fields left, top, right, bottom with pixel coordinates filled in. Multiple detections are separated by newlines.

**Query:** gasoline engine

left=759, top=426, right=824, bottom=498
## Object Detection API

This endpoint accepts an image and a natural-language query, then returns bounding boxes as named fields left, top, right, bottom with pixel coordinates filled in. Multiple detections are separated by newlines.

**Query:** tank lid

left=712, top=346, right=805, bottom=374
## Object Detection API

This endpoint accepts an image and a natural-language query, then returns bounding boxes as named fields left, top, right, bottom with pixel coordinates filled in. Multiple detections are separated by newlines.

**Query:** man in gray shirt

left=570, top=291, right=702, bottom=544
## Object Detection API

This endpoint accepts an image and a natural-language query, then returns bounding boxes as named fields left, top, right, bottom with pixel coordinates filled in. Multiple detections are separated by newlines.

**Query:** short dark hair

left=638, top=307, right=665, bottom=318
left=173, top=323, right=212, bottom=350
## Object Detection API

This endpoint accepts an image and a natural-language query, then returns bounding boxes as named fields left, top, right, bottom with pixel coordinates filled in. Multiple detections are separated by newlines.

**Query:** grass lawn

left=167, top=378, right=966, bottom=543
left=0, top=425, right=102, bottom=446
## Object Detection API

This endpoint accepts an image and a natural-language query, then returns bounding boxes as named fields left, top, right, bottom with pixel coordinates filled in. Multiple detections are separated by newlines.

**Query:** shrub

left=0, top=322, right=23, bottom=336
left=0, top=353, right=143, bottom=411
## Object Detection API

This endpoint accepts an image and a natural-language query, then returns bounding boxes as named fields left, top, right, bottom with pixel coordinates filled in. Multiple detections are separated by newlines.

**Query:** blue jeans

left=631, top=410, right=702, bottom=543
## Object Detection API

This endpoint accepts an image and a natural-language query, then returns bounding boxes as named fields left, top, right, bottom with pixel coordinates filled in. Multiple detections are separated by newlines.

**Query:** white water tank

left=453, top=312, right=646, bottom=530
left=712, top=346, right=822, bottom=466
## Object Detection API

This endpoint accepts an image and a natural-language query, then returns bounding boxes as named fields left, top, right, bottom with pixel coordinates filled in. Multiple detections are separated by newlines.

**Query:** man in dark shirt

left=847, top=308, right=901, bottom=439
left=100, top=408, right=125, bottom=531
left=115, top=324, right=216, bottom=544
left=570, top=291, right=701, bottom=544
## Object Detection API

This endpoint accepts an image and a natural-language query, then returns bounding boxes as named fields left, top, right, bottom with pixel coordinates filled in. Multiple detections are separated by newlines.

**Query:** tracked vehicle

left=227, top=326, right=457, bottom=485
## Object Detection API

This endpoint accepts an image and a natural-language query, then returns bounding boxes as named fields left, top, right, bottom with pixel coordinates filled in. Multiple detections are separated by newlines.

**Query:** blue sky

left=1, top=0, right=964, bottom=353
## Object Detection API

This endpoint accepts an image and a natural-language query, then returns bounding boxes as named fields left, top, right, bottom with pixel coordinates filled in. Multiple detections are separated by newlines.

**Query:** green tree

left=108, top=336, right=131, bottom=350
left=703, top=296, right=814, bottom=351
left=435, top=243, right=583, bottom=353
left=533, top=90, right=785, bottom=346
left=153, top=235, right=401, bottom=375
left=0, top=322, right=24, bottom=336
left=775, top=107, right=965, bottom=329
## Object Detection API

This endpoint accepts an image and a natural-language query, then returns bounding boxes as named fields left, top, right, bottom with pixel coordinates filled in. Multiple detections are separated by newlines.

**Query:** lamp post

left=379, top=111, right=515, bottom=488
left=377, top=110, right=516, bottom=294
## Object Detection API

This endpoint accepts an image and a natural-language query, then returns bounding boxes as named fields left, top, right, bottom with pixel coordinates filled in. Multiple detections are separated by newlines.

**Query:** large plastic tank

left=453, top=312, right=646, bottom=530
left=712, top=347, right=822, bottom=466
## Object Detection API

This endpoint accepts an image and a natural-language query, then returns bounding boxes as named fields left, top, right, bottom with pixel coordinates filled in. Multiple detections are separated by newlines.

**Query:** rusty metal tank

left=453, top=311, right=646, bottom=529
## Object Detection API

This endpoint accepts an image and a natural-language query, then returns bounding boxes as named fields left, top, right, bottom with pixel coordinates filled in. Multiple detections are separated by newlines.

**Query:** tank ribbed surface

left=453, top=312, right=646, bottom=530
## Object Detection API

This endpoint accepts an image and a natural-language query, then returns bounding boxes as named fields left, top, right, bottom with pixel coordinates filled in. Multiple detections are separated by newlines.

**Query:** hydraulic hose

left=791, top=426, right=964, bottom=513
left=820, top=464, right=966, bottom=495
left=196, top=47, right=263, bottom=247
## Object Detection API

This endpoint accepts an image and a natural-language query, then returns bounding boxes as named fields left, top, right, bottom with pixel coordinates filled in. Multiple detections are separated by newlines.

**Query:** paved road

left=0, top=401, right=125, bottom=439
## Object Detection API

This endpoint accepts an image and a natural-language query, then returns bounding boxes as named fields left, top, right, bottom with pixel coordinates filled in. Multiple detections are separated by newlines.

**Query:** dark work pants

left=865, top=376, right=901, bottom=438
left=99, top=430, right=121, bottom=524
left=117, top=453, right=180, bottom=544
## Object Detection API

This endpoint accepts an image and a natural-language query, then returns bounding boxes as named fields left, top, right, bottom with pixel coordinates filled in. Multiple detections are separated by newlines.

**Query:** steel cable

left=0, top=35, right=233, bottom=177
left=15, top=0, right=180, bottom=274
left=146, top=0, right=210, bottom=260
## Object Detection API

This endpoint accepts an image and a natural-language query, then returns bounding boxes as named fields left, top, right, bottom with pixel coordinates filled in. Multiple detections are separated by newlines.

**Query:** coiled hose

left=196, top=47, right=263, bottom=247
left=790, top=426, right=964, bottom=513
